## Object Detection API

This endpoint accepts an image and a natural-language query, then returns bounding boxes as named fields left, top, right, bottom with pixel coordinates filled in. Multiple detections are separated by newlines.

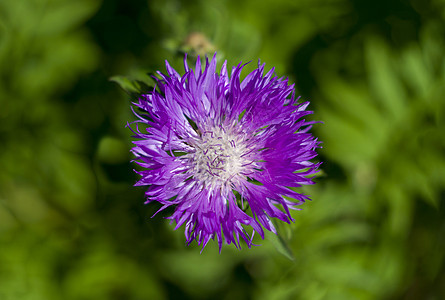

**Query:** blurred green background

left=1, top=0, right=444, bottom=299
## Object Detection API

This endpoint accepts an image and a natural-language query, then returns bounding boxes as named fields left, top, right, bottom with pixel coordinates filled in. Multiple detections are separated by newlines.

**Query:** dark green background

left=1, top=0, right=444, bottom=299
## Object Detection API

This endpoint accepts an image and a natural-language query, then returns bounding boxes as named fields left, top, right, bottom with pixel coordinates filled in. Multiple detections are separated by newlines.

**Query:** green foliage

left=1, top=0, right=444, bottom=299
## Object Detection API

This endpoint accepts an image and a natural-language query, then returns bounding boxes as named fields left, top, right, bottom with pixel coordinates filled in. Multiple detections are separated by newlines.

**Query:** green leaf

left=110, top=76, right=142, bottom=94
left=264, top=227, right=295, bottom=261
left=110, top=76, right=154, bottom=101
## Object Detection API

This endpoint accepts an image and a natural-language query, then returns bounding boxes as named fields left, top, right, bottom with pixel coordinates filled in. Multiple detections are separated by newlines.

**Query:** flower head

left=129, top=53, right=321, bottom=251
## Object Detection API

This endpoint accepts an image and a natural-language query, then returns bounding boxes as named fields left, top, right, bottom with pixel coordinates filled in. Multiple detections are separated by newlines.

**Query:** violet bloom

left=129, top=53, right=321, bottom=251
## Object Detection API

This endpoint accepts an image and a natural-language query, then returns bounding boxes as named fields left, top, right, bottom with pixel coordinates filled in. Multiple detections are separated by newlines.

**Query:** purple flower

left=129, top=53, right=321, bottom=251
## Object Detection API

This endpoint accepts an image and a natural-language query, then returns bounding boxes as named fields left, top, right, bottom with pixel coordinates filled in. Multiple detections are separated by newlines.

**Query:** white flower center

left=187, top=126, right=253, bottom=186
